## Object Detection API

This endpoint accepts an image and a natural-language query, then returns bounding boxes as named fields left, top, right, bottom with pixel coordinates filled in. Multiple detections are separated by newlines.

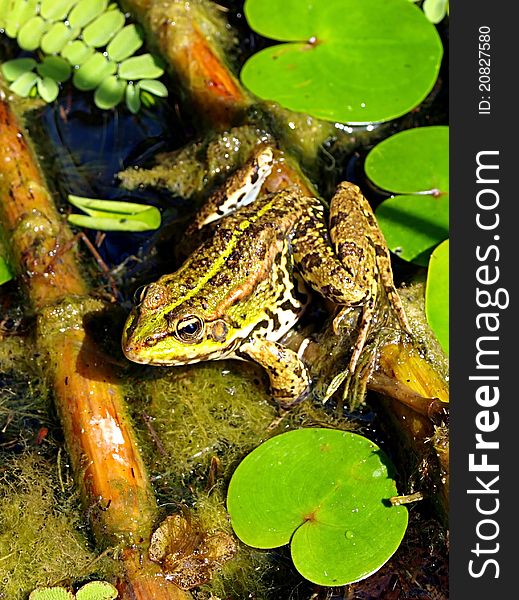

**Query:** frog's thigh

left=331, top=182, right=411, bottom=334
left=239, top=338, right=310, bottom=406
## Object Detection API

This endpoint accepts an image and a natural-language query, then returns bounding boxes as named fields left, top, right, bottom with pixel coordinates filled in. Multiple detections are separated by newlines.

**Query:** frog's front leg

left=237, top=337, right=310, bottom=406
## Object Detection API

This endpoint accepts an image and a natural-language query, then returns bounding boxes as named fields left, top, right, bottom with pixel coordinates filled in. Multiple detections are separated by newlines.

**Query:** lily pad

left=1, top=57, right=37, bottom=82
left=241, top=0, right=443, bottom=124
left=106, top=24, right=144, bottom=62
left=227, top=428, right=408, bottom=586
left=94, top=75, right=127, bottom=109
left=37, top=76, right=59, bottom=102
left=366, top=126, right=449, bottom=264
left=0, top=256, right=13, bottom=286
left=72, top=52, right=117, bottom=91
left=426, top=239, right=449, bottom=354
left=17, top=15, right=48, bottom=51
left=82, top=9, right=125, bottom=48
left=118, top=54, right=165, bottom=80
left=36, top=56, right=71, bottom=82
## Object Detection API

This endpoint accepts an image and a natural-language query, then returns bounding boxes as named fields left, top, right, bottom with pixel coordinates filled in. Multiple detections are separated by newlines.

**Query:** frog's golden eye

left=176, top=315, right=205, bottom=343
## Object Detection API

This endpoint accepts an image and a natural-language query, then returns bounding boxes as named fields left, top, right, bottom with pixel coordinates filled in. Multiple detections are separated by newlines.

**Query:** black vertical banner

left=450, top=1, right=516, bottom=597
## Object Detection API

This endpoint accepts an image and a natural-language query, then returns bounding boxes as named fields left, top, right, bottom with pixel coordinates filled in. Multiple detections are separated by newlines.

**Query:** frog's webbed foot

left=238, top=338, right=310, bottom=407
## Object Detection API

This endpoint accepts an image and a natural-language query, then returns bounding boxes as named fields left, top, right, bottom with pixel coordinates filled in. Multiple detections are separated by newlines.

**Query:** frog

left=122, top=145, right=411, bottom=406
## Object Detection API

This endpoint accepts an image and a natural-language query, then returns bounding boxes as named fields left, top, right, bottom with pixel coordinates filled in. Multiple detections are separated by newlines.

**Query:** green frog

left=122, top=146, right=411, bottom=405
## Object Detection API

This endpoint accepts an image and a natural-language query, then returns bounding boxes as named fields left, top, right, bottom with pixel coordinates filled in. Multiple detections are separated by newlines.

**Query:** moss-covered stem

left=0, top=88, right=191, bottom=599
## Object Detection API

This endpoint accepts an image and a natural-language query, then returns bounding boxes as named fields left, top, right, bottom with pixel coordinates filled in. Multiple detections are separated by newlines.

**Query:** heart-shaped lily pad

left=241, top=0, right=443, bottom=124
left=366, top=126, right=449, bottom=264
left=227, top=428, right=408, bottom=586
left=426, top=239, right=449, bottom=354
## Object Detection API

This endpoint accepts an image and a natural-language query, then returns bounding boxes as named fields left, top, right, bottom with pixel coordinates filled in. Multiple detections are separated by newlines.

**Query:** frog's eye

left=176, top=315, right=205, bottom=343
left=133, top=285, right=148, bottom=304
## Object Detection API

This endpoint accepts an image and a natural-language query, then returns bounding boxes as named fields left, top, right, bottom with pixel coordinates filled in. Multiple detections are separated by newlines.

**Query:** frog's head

left=122, top=280, right=251, bottom=365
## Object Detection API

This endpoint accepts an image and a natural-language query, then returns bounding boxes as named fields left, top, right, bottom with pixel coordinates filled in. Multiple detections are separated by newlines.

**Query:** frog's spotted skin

left=122, top=149, right=410, bottom=405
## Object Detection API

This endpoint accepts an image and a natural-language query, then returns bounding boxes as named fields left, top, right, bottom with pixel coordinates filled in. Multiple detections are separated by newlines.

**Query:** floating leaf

left=125, top=83, right=141, bottom=114
left=227, top=429, right=408, bottom=586
left=61, top=40, right=95, bottom=66
left=423, top=0, right=449, bottom=24
left=68, top=0, right=108, bottom=30
left=29, top=587, right=74, bottom=600
left=40, top=21, right=78, bottom=54
left=426, top=239, right=449, bottom=354
left=4, top=0, right=39, bottom=38
left=118, top=54, right=164, bottom=80
left=241, top=0, right=443, bottom=124
left=75, top=580, right=118, bottom=600
left=40, top=0, right=79, bottom=21
left=0, top=256, right=13, bottom=286
left=106, top=24, right=144, bottom=62
left=67, top=195, right=161, bottom=232
left=82, top=9, right=125, bottom=47
left=37, top=76, right=59, bottom=102
left=17, top=15, right=48, bottom=51
left=366, top=126, right=449, bottom=264
left=138, top=79, right=168, bottom=97
left=9, top=71, right=38, bottom=97
left=73, top=52, right=116, bottom=91
left=94, top=75, right=126, bottom=109
left=1, top=57, right=37, bottom=82
left=36, top=56, right=71, bottom=82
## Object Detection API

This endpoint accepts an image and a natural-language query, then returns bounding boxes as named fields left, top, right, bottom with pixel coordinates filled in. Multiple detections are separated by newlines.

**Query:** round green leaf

left=4, top=0, right=39, bottom=38
left=37, top=76, right=59, bottom=102
left=365, top=126, right=449, bottom=194
left=106, top=24, right=144, bottom=62
left=61, top=40, right=95, bottom=66
left=426, top=239, right=449, bottom=354
left=72, top=52, right=116, bottom=91
left=17, top=15, right=48, bottom=50
left=125, top=83, right=141, bottom=113
left=40, top=22, right=79, bottom=54
left=376, top=194, right=449, bottom=265
left=68, top=0, right=108, bottom=29
left=138, top=79, right=168, bottom=97
left=40, top=0, right=79, bottom=21
left=29, top=587, right=74, bottom=600
left=82, top=9, right=125, bottom=48
left=423, top=0, right=449, bottom=24
left=75, top=581, right=118, bottom=600
left=227, top=429, right=408, bottom=586
left=118, top=54, right=164, bottom=80
left=241, top=0, right=443, bottom=124
left=36, top=56, right=71, bottom=82
left=1, top=57, right=37, bottom=82
left=9, top=71, right=38, bottom=97
left=94, top=75, right=126, bottom=109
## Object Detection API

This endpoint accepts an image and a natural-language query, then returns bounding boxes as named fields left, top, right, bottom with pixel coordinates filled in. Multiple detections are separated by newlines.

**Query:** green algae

left=0, top=453, right=119, bottom=600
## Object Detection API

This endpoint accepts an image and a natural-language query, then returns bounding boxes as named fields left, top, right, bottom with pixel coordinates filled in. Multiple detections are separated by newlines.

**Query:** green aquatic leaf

left=4, top=0, right=39, bottom=38
left=82, top=9, right=125, bottom=48
left=40, top=0, right=79, bottom=22
left=37, top=76, right=59, bottom=102
left=0, top=256, right=14, bottom=286
left=61, top=40, right=95, bottom=66
left=426, top=239, right=449, bottom=354
left=125, top=83, right=141, bottom=114
left=9, top=71, right=38, bottom=97
left=118, top=54, right=164, bottom=80
left=36, top=56, right=71, bottom=82
left=138, top=79, right=168, bottom=97
left=423, top=0, right=449, bottom=23
left=40, top=21, right=79, bottom=54
left=29, top=587, right=74, bottom=600
left=68, top=0, right=108, bottom=30
left=106, top=24, right=144, bottom=62
left=17, top=15, right=48, bottom=51
left=94, top=75, right=126, bottom=109
left=366, top=126, right=449, bottom=264
left=1, top=57, right=37, bottom=82
left=75, top=581, right=118, bottom=600
left=241, top=0, right=443, bottom=124
left=67, top=195, right=161, bottom=232
left=72, top=52, right=117, bottom=91
left=227, top=429, right=408, bottom=586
